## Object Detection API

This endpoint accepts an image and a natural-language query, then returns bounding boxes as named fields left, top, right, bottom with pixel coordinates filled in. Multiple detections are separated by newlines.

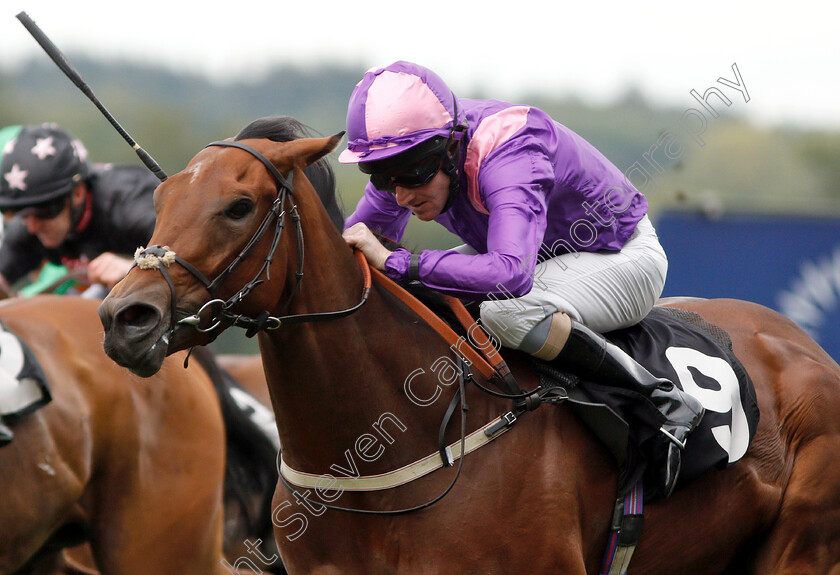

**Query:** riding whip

left=15, top=11, right=168, bottom=181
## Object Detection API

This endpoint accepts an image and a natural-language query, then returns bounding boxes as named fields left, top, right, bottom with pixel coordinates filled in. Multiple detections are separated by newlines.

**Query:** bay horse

left=98, top=118, right=840, bottom=574
left=0, top=295, right=279, bottom=575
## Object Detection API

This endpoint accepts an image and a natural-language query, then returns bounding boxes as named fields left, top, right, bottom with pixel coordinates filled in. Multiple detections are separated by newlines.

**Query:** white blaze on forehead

left=186, top=160, right=206, bottom=184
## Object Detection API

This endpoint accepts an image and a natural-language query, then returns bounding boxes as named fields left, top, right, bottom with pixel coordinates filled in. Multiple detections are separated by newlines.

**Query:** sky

left=1, top=1, right=839, bottom=130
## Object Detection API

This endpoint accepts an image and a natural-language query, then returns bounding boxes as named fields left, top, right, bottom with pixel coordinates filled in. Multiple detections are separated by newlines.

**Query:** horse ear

left=282, top=132, right=345, bottom=168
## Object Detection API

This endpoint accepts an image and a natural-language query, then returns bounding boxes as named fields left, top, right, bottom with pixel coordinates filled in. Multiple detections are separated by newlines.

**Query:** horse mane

left=235, top=116, right=345, bottom=230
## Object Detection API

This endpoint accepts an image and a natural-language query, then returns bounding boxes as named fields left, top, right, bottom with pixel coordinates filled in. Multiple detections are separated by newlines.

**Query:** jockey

left=0, top=123, right=159, bottom=444
left=0, top=123, right=160, bottom=296
left=340, top=61, right=705, bottom=496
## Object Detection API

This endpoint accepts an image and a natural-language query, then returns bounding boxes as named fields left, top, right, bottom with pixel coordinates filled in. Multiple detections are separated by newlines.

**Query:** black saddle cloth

left=536, top=306, right=759, bottom=501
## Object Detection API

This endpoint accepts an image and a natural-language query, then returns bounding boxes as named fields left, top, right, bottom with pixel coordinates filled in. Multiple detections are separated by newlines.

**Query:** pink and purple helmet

left=338, top=61, right=464, bottom=165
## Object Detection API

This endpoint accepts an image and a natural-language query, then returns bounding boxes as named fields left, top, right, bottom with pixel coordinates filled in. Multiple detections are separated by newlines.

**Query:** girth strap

left=599, top=481, right=645, bottom=575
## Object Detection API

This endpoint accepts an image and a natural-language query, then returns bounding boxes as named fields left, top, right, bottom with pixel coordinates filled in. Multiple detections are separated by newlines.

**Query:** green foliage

left=790, top=131, right=840, bottom=199
left=4, top=55, right=839, bottom=217
left=0, top=57, right=361, bottom=173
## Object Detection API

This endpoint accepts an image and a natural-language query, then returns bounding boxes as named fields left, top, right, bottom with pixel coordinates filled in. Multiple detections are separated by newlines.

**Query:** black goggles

left=367, top=150, right=445, bottom=194
left=2, top=194, right=69, bottom=220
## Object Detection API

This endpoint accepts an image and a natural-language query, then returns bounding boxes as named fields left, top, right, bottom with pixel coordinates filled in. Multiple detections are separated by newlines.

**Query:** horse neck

left=259, top=197, right=454, bottom=472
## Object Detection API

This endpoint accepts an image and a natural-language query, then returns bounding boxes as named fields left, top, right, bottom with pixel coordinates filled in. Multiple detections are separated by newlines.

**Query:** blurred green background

left=4, top=56, right=839, bottom=353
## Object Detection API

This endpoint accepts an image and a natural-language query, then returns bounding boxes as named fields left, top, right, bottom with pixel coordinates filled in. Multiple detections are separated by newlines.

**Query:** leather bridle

left=133, top=140, right=371, bottom=342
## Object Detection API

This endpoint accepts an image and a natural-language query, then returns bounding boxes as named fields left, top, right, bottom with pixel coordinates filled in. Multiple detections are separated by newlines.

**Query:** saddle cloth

left=0, top=319, right=51, bottom=420
left=537, top=306, right=759, bottom=501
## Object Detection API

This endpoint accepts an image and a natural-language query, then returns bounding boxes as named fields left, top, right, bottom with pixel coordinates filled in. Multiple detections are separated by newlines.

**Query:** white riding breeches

left=477, top=215, right=668, bottom=350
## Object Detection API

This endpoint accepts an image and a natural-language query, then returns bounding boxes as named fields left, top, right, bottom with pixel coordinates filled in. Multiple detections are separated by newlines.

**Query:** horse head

left=99, top=129, right=343, bottom=377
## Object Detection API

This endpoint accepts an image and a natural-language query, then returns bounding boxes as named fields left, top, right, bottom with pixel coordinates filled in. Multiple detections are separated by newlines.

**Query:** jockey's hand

left=88, top=252, right=134, bottom=288
left=342, top=223, right=393, bottom=270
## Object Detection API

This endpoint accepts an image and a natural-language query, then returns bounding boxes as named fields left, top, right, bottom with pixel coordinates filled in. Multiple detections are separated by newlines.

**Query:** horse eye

left=225, top=199, right=253, bottom=220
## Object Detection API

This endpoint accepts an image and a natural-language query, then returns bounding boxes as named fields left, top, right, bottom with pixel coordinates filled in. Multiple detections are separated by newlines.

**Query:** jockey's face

left=393, top=170, right=450, bottom=221
left=9, top=185, right=85, bottom=249
left=20, top=200, right=73, bottom=248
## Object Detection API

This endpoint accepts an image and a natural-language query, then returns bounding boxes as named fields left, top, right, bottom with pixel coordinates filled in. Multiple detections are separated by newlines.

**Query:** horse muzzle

left=99, top=291, right=171, bottom=377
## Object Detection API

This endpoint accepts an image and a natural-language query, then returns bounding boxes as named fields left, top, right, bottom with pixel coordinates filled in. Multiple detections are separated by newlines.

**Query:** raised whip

left=15, top=11, right=168, bottom=181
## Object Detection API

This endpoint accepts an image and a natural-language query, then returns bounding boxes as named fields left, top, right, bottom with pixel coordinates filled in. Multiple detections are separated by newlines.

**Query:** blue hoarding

left=656, top=210, right=840, bottom=360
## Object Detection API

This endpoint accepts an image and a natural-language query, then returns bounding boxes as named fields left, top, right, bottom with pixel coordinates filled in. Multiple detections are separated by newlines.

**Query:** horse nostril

left=115, top=303, right=162, bottom=335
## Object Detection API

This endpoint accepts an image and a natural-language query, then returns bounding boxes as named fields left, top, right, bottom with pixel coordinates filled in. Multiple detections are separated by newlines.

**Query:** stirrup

left=659, top=426, right=687, bottom=450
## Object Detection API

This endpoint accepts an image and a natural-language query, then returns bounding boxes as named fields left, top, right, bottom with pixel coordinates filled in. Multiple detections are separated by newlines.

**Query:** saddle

left=375, top=271, right=760, bottom=502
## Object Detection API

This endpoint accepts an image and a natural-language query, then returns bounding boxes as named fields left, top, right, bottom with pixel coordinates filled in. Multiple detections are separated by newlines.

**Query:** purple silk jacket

left=344, top=98, right=648, bottom=300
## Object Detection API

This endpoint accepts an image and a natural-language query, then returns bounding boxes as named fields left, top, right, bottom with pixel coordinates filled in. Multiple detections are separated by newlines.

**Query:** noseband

left=133, top=140, right=370, bottom=342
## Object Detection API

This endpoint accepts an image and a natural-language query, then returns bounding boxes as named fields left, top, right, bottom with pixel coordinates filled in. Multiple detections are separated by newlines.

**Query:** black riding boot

left=0, top=415, right=13, bottom=446
left=555, top=320, right=705, bottom=496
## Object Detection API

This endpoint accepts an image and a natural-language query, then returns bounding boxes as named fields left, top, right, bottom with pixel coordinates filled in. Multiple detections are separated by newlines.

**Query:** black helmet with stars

left=0, top=123, right=90, bottom=210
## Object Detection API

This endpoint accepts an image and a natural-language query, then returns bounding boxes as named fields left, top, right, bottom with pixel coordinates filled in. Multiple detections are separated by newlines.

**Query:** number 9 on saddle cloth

left=542, top=307, right=760, bottom=501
